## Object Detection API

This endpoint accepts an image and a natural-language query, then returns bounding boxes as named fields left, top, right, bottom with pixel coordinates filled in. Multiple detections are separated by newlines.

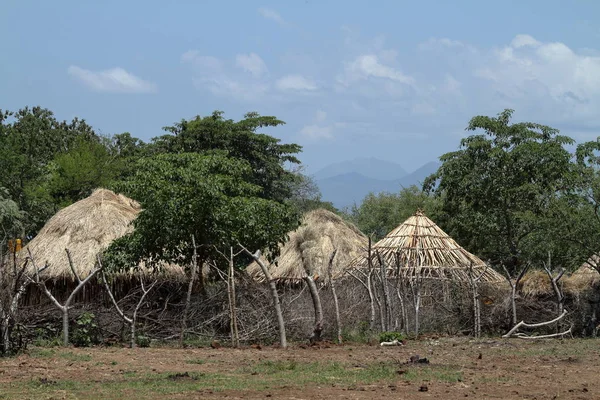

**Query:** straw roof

left=350, top=209, right=504, bottom=283
left=21, top=188, right=185, bottom=280
left=246, top=208, right=368, bottom=283
left=520, top=261, right=600, bottom=298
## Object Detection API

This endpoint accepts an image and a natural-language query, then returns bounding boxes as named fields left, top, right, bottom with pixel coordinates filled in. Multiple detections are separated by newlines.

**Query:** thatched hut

left=20, top=188, right=185, bottom=280
left=246, top=209, right=368, bottom=284
left=521, top=259, right=600, bottom=298
left=350, top=209, right=504, bottom=283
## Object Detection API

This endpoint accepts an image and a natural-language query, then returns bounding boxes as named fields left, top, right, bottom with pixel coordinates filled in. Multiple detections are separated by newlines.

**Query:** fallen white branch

left=380, top=339, right=403, bottom=347
left=503, top=309, right=569, bottom=339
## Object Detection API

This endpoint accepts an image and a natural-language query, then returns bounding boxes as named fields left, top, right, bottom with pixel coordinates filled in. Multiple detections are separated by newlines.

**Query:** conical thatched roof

left=350, top=209, right=504, bottom=283
left=246, top=209, right=368, bottom=283
left=21, top=188, right=185, bottom=280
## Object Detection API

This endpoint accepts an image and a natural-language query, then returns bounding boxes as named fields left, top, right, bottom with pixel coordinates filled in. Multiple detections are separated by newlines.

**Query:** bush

left=71, top=312, right=101, bottom=347
left=379, top=331, right=404, bottom=343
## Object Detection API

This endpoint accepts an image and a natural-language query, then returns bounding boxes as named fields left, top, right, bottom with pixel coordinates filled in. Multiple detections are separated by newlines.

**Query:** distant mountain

left=316, top=161, right=441, bottom=209
left=396, top=161, right=440, bottom=189
left=313, top=157, right=407, bottom=181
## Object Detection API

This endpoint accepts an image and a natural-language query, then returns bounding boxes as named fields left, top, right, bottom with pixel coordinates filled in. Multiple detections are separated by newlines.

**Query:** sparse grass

left=398, top=365, right=463, bottom=383
left=185, top=358, right=206, bottom=365
left=27, top=348, right=92, bottom=362
left=0, top=359, right=445, bottom=398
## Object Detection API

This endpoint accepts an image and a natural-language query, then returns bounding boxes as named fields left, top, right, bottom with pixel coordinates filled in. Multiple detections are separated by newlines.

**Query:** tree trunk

left=326, top=250, right=342, bottom=344
left=240, top=246, right=287, bottom=348
left=303, top=275, right=324, bottom=343
left=377, top=251, right=390, bottom=331
left=366, top=273, right=376, bottom=331
left=503, top=263, right=529, bottom=327
left=228, top=246, right=239, bottom=348
left=62, top=307, right=69, bottom=346
left=181, top=236, right=199, bottom=347
left=130, top=318, right=136, bottom=349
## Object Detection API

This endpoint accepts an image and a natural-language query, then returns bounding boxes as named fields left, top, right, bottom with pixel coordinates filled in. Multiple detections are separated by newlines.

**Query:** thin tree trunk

left=228, top=246, right=239, bottom=347
left=240, top=245, right=287, bottom=348
left=326, top=250, right=342, bottom=344
left=377, top=251, right=390, bottom=332
left=303, top=275, right=324, bottom=342
left=503, top=263, right=530, bottom=326
left=181, top=235, right=199, bottom=347
left=543, top=252, right=565, bottom=333
left=29, top=248, right=102, bottom=346
left=347, top=269, right=376, bottom=331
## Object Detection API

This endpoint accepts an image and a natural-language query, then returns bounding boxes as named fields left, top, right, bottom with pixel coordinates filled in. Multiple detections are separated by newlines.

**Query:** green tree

left=105, top=152, right=300, bottom=275
left=155, top=111, right=302, bottom=202
left=424, top=109, right=574, bottom=273
left=0, top=187, right=24, bottom=238
left=348, top=185, right=441, bottom=240
left=0, top=107, right=98, bottom=236
left=46, top=136, right=119, bottom=207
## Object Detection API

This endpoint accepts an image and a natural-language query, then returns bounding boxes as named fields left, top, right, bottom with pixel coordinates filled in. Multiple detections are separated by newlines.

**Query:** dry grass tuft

left=20, top=188, right=184, bottom=280
left=246, top=209, right=368, bottom=283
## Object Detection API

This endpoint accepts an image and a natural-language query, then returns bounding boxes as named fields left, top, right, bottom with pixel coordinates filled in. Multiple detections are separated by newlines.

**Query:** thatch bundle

left=520, top=263, right=600, bottom=298
left=246, top=209, right=368, bottom=283
left=21, top=188, right=185, bottom=280
left=350, top=209, right=504, bottom=283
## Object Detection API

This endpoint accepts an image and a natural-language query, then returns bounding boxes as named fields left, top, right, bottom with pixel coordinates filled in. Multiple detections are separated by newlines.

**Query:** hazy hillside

left=315, top=160, right=440, bottom=209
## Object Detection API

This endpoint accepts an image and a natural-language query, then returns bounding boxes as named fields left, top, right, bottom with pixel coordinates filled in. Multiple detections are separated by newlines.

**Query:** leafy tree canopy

left=347, top=185, right=441, bottom=240
left=154, top=111, right=302, bottom=202
left=424, top=109, right=575, bottom=272
left=106, top=152, right=300, bottom=271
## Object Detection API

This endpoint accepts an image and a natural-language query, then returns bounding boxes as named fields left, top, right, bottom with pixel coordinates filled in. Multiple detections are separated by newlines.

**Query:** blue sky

left=2, top=0, right=600, bottom=174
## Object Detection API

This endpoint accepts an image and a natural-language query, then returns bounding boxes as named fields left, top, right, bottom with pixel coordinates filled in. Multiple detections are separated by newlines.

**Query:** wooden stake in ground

left=29, top=248, right=103, bottom=346
left=101, top=264, right=157, bottom=348
left=326, top=249, right=342, bottom=344
left=502, top=262, right=530, bottom=326
left=239, top=244, right=287, bottom=349
left=467, top=262, right=488, bottom=338
left=180, top=235, right=199, bottom=347
left=393, top=252, right=409, bottom=333
left=376, top=251, right=391, bottom=332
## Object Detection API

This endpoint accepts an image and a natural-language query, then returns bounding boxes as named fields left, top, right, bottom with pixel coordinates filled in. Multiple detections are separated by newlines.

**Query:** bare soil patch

left=0, top=337, right=597, bottom=399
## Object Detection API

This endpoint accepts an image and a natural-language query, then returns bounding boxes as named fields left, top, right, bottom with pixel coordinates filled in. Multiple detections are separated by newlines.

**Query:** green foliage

left=424, top=109, right=575, bottom=272
left=0, top=107, right=98, bottom=236
left=71, top=312, right=101, bottom=347
left=347, top=185, right=441, bottom=240
left=155, top=111, right=302, bottom=202
left=0, top=187, right=24, bottom=237
left=378, top=331, right=404, bottom=343
left=46, top=136, right=118, bottom=207
left=136, top=335, right=151, bottom=348
left=106, top=152, right=300, bottom=272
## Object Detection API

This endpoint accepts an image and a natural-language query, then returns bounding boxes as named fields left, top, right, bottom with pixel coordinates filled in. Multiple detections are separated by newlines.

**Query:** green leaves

left=106, top=152, right=300, bottom=272
left=426, top=109, right=575, bottom=272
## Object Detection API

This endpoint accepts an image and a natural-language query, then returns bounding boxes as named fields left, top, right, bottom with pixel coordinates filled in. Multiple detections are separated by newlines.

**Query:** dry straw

left=246, top=209, right=368, bottom=283
left=350, top=209, right=505, bottom=283
left=20, top=188, right=185, bottom=280
left=520, top=260, right=600, bottom=297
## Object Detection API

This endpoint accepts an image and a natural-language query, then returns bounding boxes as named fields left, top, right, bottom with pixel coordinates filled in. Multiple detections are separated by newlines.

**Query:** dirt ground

left=0, top=337, right=597, bottom=399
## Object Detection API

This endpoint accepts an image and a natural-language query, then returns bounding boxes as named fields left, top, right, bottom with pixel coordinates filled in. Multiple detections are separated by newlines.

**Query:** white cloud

left=67, top=66, right=157, bottom=93
left=235, top=53, right=268, bottom=77
left=276, top=74, right=318, bottom=91
left=339, top=54, right=415, bottom=86
left=194, top=77, right=269, bottom=102
left=300, top=124, right=333, bottom=139
left=510, top=34, right=541, bottom=49
left=181, top=51, right=222, bottom=71
left=258, top=7, right=285, bottom=25
left=476, top=35, right=600, bottom=108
